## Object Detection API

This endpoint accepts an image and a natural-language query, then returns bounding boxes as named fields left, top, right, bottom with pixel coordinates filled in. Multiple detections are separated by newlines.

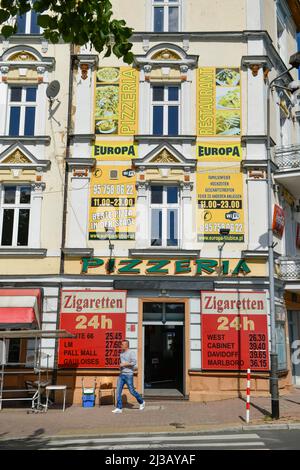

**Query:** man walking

left=112, top=339, right=145, bottom=413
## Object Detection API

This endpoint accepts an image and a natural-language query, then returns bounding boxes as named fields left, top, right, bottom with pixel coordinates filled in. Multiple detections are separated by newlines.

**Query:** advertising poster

left=201, top=291, right=269, bottom=371
left=272, top=204, right=285, bottom=238
left=197, top=67, right=241, bottom=136
left=95, top=67, right=138, bottom=136
left=296, top=223, right=300, bottom=249
left=89, top=164, right=136, bottom=241
left=197, top=165, right=244, bottom=242
left=197, top=142, right=242, bottom=162
left=93, top=141, right=138, bottom=161
left=58, top=290, right=126, bottom=369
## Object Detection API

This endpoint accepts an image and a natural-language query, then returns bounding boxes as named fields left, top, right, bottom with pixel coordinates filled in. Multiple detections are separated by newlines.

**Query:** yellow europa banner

left=197, top=142, right=242, bottom=161
left=197, top=166, right=245, bottom=242
left=197, top=67, right=241, bottom=136
left=93, top=141, right=138, bottom=161
left=89, top=164, right=136, bottom=241
left=94, top=67, right=139, bottom=136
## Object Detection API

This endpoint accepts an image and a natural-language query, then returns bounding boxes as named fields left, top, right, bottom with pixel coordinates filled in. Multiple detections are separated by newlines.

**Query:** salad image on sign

left=198, top=67, right=241, bottom=136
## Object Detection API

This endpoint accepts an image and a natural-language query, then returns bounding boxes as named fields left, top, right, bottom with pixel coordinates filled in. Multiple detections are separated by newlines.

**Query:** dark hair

left=122, top=339, right=130, bottom=347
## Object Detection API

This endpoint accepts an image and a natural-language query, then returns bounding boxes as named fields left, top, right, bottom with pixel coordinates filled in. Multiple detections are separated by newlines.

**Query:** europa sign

left=58, top=290, right=126, bottom=369
left=201, top=291, right=269, bottom=371
left=81, top=257, right=251, bottom=276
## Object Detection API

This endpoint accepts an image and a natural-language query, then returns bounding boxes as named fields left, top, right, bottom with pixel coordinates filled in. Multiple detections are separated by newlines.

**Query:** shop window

left=143, top=302, right=184, bottom=322
left=150, top=185, right=179, bottom=247
left=7, top=86, right=37, bottom=137
left=152, top=0, right=181, bottom=32
left=276, top=321, right=287, bottom=371
left=151, top=85, right=180, bottom=136
left=0, top=185, right=32, bottom=247
left=16, top=10, right=40, bottom=34
left=7, top=339, right=21, bottom=363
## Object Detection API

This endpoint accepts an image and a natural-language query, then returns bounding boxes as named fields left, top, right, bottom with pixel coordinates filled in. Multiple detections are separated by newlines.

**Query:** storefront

left=53, top=255, right=292, bottom=404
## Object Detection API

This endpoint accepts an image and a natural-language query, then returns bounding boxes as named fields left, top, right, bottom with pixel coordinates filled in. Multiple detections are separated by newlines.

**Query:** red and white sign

left=58, top=290, right=126, bottom=369
left=296, top=223, right=300, bottom=249
left=272, top=204, right=285, bottom=238
left=201, top=291, right=269, bottom=371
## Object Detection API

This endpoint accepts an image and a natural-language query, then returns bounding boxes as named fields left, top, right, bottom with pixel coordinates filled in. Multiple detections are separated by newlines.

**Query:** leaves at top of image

left=0, top=0, right=134, bottom=63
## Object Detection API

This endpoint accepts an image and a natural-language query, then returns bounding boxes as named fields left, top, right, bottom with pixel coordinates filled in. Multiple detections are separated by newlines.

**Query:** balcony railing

left=278, top=257, right=300, bottom=280
left=275, top=144, right=300, bottom=170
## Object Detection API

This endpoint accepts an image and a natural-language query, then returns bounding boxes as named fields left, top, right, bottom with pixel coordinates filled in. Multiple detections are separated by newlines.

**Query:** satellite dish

left=46, top=80, right=60, bottom=100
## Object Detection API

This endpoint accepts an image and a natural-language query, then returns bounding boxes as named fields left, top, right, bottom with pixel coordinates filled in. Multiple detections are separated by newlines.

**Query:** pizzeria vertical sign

left=95, top=67, right=139, bottom=136
left=58, top=290, right=126, bottom=369
left=197, top=67, right=241, bottom=136
left=201, top=291, right=269, bottom=371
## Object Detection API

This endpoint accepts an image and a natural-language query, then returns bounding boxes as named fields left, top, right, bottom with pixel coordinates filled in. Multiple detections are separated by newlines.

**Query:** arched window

left=152, top=0, right=181, bottom=32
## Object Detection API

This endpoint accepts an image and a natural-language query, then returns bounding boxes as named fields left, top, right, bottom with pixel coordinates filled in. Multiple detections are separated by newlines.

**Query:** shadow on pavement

left=0, top=428, right=49, bottom=450
left=239, top=397, right=271, bottom=418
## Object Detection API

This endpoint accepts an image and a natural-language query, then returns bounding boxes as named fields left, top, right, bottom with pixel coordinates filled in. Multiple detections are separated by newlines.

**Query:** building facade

left=1, top=0, right=300, bottom=405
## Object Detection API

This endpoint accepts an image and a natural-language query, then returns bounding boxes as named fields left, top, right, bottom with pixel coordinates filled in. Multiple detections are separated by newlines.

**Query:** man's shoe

left=139, top=401, right=145, bottom=410
left=112, top=408, right=122, bottom=413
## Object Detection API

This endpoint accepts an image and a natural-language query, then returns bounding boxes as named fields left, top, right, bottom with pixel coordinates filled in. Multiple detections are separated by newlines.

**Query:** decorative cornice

left=134, top=135, right=197, bottom=143
left=241, top=159, right=278, bottom=172
left=69, top=133, right=95, bottom=143
left=0, top=136, right=51, bottom=145
left=241, top=135, right=276, bottom=147
left=72, top=54, right=99, bottom=67
left=129, top=249, right=201, bottom=259
left=241, top=55, right=274, bottom=77
left=66, top=158, right=96, bottom=170
left=62, top=248, right=94, bottom=257
left=0, top=248, right=47, bottom=258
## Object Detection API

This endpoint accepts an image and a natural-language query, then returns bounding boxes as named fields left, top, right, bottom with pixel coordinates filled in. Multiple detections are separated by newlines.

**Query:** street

left=0, top=429, right=300, bottom=450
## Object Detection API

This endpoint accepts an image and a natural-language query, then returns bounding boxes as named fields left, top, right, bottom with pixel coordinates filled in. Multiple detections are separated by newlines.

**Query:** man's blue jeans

left=116, top=374, right=143, bottom=409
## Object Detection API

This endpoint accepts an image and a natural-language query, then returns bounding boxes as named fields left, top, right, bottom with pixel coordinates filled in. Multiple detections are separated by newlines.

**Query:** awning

left=0, top=289, right=41, bottom=329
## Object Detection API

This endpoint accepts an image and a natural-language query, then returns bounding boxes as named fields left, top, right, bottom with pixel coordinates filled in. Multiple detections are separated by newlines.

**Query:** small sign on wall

left=272, top=205, right=285, bottom=238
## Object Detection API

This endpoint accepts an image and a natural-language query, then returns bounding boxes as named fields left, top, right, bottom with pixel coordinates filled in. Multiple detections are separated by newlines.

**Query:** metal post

left=266, top=66, right=294, bottom=419
left=266, top=80, right=280, bottom=420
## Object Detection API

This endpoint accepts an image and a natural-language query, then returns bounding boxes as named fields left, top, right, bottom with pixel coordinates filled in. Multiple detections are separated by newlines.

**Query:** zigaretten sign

left=80, top=257, right=252, bottom=276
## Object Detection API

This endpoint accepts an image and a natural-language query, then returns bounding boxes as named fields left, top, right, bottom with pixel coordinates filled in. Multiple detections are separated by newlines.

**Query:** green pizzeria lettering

left=81, top=257, right=251, bottom=275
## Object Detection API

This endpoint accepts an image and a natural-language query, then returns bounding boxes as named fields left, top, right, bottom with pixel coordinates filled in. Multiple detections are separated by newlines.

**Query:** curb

left=1, top=422, right=300, bottom=442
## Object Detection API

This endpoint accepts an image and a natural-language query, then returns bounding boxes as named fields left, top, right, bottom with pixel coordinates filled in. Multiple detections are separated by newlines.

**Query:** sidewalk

left=0, top=389, right=300, bottom=440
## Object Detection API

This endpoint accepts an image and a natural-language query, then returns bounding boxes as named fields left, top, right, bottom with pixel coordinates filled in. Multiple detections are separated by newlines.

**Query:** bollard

left=246, top=368, right=251, bottom=424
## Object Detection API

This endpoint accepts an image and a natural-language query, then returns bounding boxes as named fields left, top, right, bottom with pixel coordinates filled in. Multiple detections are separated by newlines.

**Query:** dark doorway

left=144, top=324, right=184, bottom=395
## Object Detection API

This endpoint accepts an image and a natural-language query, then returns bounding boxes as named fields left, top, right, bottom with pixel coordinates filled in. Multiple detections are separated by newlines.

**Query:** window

left=143, top=302, right=184, bottom=322
left=152, top=0, right=181, bottom=32
left=0, top=185, right=32, bottom=247
left=151, top=85, right=180, bottom=135
left=150, top=185, right=179, bottom=247
left=276, top=321, right=288, bottom=371
left=7, top=87, right=37, bottom=136
left=16, top=10, right=40, bottom=34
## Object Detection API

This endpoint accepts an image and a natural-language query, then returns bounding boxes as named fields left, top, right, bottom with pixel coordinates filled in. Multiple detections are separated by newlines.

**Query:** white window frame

left=0, top=184, right=32, bottom=247
left=152, top=0, right=182, bottom=32
left=149, top=184, right=181, bottom=248
left=6, top=86, right=37, bottom=136
left=151, top=84, right=181, bottom=135
left=16, top=8, right=41, bottom=34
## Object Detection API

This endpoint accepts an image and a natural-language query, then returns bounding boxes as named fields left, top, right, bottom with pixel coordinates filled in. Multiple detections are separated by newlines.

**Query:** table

left=45, top=385, right=67, bottom=412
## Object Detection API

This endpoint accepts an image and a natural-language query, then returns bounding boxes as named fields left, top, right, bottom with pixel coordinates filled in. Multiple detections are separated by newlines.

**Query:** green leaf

left=0, top=9, right=10, bottom=23
left=37, top=14, right=51, bottom=28
left=1, top=25, right=15, bottom=37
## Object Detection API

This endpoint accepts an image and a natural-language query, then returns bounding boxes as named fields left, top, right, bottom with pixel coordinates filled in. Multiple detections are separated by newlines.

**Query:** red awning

left=0, top=289, right=41, bottom=328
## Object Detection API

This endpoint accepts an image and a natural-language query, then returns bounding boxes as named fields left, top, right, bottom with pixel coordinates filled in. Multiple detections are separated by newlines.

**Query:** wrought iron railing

left=275, top=144, right=300, bottom=170
left=278, top=257, right=300, bottom=280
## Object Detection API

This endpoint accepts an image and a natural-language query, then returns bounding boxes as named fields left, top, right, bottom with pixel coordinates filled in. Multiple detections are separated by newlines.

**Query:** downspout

left=52, top=43, right=75, bottom=389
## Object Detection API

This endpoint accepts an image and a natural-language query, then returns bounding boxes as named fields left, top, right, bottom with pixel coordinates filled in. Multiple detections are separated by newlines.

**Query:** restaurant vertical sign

left=201, top=291, right=269, bottom=371
left=58, top=290, right=126, bottom=369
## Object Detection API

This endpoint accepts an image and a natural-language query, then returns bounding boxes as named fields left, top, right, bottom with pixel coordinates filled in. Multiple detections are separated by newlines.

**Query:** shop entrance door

left=143, top=302, right=184, bottom=397
left=288, top=311, right=300, bottom=387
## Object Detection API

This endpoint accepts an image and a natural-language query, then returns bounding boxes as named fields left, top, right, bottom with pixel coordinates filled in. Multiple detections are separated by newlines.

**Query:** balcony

left=274, top=144, right=300, bottom=197
left=278, top=257, right=300, bottom=281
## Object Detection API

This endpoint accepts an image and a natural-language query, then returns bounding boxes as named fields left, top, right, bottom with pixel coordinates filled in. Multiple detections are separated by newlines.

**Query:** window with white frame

left=7, top=86, right=37, bottom=137
left=152, top=0, right=181, bottom=32
left=151, top=85, right=180, bottom=135
left=150, top=185, right=180, bottom=247
left=16, top=9, right=40, bottom=34
left=0, top=185, right=32, bottom=247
